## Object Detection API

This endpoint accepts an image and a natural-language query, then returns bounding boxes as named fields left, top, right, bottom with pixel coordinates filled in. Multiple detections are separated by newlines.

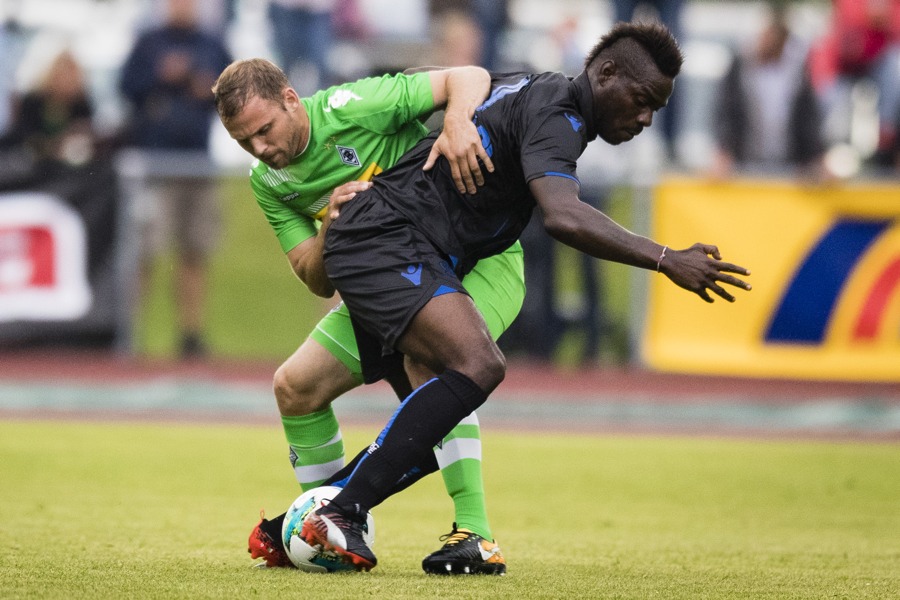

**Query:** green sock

left=435, top=412, right=492, bottom=540
left=281, top=408, right=344, bottom=492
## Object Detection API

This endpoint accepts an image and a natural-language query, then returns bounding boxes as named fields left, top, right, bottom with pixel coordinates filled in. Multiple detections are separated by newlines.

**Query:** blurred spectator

left=471, top=0, right=510, bottom=70
left=432, top=9, right=483, bottom=67
left=710, top=6, right=826, bottom=179
left=611, top=0, right=684, bottom=157
left=429, top=0, right=510, bottom=70
left=268, top=0, right=338, bottom=96
left=0, top=50, right=105, bottom=169
left=892, top=102, right=900, bottom=169
left=0, top=17, right=26, bottom=138
left=118, top=0, right=232, bottom=358
left=145, top=0, right=236, bottom=34
left=552, top=16, right=590, bottom=75
left=810, top=0, right=900, bottom=164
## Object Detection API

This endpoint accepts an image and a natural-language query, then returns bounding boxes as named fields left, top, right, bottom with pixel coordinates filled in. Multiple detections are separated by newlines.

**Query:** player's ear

left=282, top=87, right=301, bottom=111
left=595, top=59, right=617, bottom=85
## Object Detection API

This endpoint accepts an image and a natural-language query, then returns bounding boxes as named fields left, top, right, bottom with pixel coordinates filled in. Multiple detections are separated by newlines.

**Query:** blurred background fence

left=1, top=0, right=898, bottom=382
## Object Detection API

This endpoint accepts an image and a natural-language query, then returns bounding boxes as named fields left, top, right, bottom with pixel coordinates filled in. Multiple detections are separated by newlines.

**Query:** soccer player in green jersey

left=213, top=58, right=521, bottom=574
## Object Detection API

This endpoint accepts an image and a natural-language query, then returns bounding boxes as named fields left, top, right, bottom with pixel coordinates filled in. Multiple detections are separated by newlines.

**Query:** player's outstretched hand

left=661, top=243, right=752, bottom=303
left=424, top=112, right=494, bottom=195
left=326, top=180, right=373, bottom=223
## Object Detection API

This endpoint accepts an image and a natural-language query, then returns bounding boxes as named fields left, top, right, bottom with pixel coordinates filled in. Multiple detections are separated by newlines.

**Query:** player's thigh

left=402, top=245, right=523, bottom=387
left=461, top=241, right=525, bottom=341
left=276, top=305, right=363, bottom=415
left=399, top=292, right=505, bottom=391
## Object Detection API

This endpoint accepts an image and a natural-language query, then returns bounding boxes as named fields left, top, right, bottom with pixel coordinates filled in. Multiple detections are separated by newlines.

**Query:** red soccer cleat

left=248, top=511, right=293, bottom=568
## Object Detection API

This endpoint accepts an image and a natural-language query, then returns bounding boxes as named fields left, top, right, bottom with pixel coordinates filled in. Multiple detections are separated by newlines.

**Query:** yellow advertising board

left=642, top=177, right=900, bottom=382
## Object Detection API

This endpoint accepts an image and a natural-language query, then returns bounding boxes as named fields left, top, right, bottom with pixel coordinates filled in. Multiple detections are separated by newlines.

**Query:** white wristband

left=656, top=245, right=668, bottom=273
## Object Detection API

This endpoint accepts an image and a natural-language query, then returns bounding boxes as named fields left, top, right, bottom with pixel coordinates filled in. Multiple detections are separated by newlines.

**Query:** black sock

left=325, top=445, right=439, bottom=496
left=332, top=370, right=487, bottom=512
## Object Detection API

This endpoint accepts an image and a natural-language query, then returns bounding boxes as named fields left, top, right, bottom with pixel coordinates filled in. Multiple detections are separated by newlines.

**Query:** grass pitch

left=1, top=420, right=897, bottom=599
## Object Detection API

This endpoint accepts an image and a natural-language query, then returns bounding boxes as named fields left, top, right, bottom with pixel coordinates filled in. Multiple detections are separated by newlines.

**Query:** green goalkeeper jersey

left=250, top=72, right=435, bottom=253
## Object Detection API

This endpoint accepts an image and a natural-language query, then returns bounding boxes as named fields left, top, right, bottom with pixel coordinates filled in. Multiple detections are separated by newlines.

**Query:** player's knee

left=454, top=343, right=506, bottom=393
left=273, top=361, right=324, bottom=416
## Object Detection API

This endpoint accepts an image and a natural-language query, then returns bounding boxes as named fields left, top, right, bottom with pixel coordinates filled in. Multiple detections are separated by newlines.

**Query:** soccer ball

left=281, top=485, right=375, bottom=573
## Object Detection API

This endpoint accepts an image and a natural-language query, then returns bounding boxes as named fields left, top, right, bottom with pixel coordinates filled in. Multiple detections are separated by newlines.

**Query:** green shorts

left=309, top=241, right=525, bottom=383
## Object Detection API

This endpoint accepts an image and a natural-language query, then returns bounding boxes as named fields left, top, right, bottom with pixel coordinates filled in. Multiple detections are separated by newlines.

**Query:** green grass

left=2, top=420, right=897, bottom=599
left=135, top=176, right=330, bottom=359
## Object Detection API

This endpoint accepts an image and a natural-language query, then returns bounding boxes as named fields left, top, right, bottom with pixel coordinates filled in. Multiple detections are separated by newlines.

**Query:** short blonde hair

left=212, top=58, right=291, bottom=120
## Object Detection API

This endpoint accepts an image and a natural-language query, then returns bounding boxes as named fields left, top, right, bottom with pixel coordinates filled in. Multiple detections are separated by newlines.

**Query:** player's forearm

left=544, top=201, right=663, bottom=270
left=297, top=261, right=335, bottom=298
left=289, top=235, right=335, bottom=298
left=443, top=67, right=491, bottom=122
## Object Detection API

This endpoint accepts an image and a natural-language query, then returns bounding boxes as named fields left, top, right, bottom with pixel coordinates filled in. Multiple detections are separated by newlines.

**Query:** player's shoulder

left=518, top=71, right=580, bottom=112
left=485, top=71, right=571, bottom=104
left=308, top=72, right=428, bottom=117
left=247, top=158, right=271, bottom=190
left=527, top=71, right=575, bottom=96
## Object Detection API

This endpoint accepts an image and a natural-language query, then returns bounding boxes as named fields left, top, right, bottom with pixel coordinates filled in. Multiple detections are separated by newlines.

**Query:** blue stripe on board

left=765, top=219, right=890, bottom=344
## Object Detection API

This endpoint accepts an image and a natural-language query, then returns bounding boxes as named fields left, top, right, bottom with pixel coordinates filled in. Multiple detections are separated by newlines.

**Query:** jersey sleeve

left=337, top=72, right=436, bottom=134
left=250, top=174, right=318, bottom=253
left=519, top=108, right=588, bottom=187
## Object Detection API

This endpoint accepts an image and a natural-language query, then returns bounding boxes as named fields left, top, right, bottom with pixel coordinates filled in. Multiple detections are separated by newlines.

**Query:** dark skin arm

left=530, top=176, right=752, bottom=303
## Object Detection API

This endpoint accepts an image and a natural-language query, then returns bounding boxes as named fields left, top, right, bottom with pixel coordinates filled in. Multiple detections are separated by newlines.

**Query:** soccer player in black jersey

left=302, top=21, right=753, bottom=571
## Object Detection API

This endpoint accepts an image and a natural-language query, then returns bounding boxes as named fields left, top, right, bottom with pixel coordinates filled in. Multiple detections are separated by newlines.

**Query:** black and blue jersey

left=358, top=70, right=598, bottom=275
left=323, top=70, right=598, bottom=357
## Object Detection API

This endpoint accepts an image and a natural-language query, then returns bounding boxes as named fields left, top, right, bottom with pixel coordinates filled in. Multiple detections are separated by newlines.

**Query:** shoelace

left=438, top=524, right=472, bottom=546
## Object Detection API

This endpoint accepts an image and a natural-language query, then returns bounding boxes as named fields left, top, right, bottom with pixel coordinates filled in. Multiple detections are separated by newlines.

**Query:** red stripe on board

left=853, top=256, right=900, bottom=339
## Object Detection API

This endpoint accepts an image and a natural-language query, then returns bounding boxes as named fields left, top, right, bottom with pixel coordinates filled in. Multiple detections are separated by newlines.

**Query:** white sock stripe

left=434, top=437, right=482, bottom=470
left=294, top=457, right=345, bottom=486
left=321, top=430, right=342, bottom=447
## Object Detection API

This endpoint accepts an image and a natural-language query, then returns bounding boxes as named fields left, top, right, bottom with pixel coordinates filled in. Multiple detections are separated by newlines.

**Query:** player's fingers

left=471, top=142, right=494, bottom=174
left=716, top=261, right=751, bottom=276
left=697, top=243, right=721, bottom=259
left=696, top=288, right=714, bottom=303
left=449, top=161, right=466, bottom=194
left=478, top=149, right=495, bottom=173
left=717, top=273, right=752, bottom=291
left=423, top=146, right=439, bottom=171
left=467, top=153, right=484, bottom=189
left=709, top=283, right=736, bottom=303
left=459, top=161, right=477, bottom=195
left=333, top=180, right=370, bottom=197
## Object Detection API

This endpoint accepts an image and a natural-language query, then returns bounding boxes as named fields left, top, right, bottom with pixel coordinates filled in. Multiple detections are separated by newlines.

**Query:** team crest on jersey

left=337, top=145, right=361, bottom=167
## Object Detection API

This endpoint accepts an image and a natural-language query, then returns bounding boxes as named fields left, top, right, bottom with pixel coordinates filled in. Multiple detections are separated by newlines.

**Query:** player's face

left=222, top=88, right=307, bottom=169
left=594, top=67, right=673, bottom=145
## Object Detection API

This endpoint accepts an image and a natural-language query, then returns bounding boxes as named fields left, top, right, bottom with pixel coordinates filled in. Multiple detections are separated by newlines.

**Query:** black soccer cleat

left=422, top=523, right=506, bottom=575
left=300, top=501, right=377, bottom=571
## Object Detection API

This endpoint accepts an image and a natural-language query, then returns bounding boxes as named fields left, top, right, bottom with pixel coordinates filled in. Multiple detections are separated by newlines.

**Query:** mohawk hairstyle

left=584, top=21, right=683, bottom=79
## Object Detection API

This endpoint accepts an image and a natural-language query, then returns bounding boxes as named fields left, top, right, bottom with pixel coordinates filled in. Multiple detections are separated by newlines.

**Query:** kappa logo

left=401, top=263, right=423, bottom=286
left=366, top=442, right=380, bottom=455
left=337, top=145, right=361, bottom=167
left=323, top=89, right=363, bottom=112
left=280, top=191, right=301, bottom=202
left=565, top=112, right=584, bottom=132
